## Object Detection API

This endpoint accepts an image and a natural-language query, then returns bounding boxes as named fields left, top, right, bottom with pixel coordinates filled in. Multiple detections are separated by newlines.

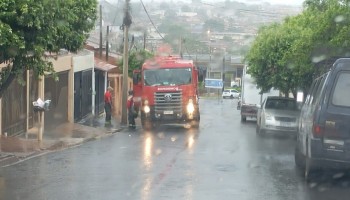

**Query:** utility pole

left=38, top=76, right=45, bottom=141
left=222, top=55, right=225, bottom=93
left=143, top=31, right=146, bottom=50
left=121, top=0, right=132, bottom=125
left=99, top=5, right=103, bottom=58
left=106, top=25, right=109, bottom=61
left=179, top=37, right=183, bottom=58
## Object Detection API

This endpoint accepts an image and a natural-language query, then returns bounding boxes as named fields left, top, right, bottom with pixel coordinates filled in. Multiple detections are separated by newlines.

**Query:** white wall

left=73, top=50, right=94, bottom=72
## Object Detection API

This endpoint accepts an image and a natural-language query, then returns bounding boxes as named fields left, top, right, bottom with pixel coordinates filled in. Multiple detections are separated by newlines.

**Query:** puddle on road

left=215, top=164, right=237, bottom=172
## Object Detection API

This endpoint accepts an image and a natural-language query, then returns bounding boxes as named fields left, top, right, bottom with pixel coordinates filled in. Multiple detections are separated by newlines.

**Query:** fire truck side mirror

left=133, top=73, right=138, bottom=85
left=133, top=72, right=141, bottom=85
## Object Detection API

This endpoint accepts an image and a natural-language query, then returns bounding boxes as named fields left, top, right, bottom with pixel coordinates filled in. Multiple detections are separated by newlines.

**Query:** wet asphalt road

left=1, top=98, right=350, bottom=200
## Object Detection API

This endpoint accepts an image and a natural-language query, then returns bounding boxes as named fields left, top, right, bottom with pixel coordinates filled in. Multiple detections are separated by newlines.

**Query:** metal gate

left=44, top=71, right=69, bottom=129
left=74, top=69, right=92, bottom=121
left=95, top=69, right=105, bottom=115
left=81, top=70, right=92, bottom=118
left=1, top=74, right=27, bottom=136
left=28, top=72, right=39, bottom=130
left=74, top=72, right=82, bottom=121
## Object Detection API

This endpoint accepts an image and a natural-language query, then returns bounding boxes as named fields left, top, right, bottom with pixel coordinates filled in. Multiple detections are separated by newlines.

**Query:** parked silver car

left=256, top=96, right=299, bottom=136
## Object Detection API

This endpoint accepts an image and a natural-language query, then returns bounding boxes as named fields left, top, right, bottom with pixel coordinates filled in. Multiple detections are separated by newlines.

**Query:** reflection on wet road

left=1, top=99, right=350, bottom=200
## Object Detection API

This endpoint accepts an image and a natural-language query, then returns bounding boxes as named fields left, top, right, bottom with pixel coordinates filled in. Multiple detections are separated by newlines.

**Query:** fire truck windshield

left=144, top=68, right=192, bottom=86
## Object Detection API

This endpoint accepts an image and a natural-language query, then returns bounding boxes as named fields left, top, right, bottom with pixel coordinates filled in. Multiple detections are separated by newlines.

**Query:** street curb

left=0, top=127, right=125, bottom=168
left=0, top=149, right=50, bottom=168
left=0, top=155, right=20, bottom=167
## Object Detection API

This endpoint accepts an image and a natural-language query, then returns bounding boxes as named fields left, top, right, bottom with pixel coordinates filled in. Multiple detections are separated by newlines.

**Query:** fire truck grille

left=154, top=91, right=183, bottom=112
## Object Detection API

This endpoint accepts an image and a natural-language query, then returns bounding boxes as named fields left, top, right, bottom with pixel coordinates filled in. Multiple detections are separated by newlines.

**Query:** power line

left=139, top=0, right=165, bottom=41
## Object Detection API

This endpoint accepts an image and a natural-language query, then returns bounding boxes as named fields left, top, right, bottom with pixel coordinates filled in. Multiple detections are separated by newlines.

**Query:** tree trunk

left=292, top=90, right=297, bottom=99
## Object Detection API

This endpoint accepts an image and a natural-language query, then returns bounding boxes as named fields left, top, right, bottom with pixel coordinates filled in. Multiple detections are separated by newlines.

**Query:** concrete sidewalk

left=0, top=114, right=125, bottom=167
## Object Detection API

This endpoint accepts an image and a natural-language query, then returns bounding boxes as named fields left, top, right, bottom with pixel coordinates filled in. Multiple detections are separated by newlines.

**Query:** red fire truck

left=132, top=55, right=200, bottom=130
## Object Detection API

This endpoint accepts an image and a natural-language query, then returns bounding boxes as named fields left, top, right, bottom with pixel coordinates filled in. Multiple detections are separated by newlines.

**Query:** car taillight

left=312, top=124, right=323, bottom=137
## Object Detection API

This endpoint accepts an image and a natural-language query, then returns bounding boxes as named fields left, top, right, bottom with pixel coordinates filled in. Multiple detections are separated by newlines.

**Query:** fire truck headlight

left=144, top=99, right=149, bottom=105
left=187, top=102, right=195, bottom=114
left=144, top=105, right=150, bottom=113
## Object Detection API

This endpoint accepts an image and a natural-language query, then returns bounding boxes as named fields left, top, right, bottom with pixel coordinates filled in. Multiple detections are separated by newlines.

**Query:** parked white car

left=222, top=89, right=240, bottom=99
left=256, top=96, right=300, bottom=136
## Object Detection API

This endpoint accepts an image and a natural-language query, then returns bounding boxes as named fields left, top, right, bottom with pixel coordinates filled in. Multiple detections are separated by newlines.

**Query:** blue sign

left=205, top=78, right=223, bottom=89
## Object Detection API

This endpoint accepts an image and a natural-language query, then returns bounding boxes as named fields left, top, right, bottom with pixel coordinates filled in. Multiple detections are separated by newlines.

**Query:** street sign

left=205, top=78, right=223, bottom=89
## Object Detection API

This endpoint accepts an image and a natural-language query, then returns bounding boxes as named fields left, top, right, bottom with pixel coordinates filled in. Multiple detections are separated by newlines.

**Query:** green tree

left=0, top=0, right=97, bottom=97
left=246, top=18, right=314, bottom=97
left=283, top=0, right=350, bottom=93
left=278, top=13, right=316, bottom=95
left=245, top=0, right=350, bottom=97
left=118, top=49, right=154, bottom=77
left=245, top=24, right=278, bottom=94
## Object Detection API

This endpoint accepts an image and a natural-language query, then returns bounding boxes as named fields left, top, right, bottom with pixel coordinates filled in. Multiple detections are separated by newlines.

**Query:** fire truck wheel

left=191, top=120, right=199, bottom=129
left=142, top=123, right=151, bottom=130
left=141, top=119, right=153, bottom=131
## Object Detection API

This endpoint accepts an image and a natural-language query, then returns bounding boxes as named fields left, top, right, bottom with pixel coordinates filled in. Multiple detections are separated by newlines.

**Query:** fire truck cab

left=133, top=56, right=200, bottom=130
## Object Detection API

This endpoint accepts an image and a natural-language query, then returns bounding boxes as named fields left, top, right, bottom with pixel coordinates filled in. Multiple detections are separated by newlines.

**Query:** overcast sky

left=235, top=0, right=304, bottom=6
left=106, top=0, right=304, bottom=6
left=197, top=0, right=304, bottom=6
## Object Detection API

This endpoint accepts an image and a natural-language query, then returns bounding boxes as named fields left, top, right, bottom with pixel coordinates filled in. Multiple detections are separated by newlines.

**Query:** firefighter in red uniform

left=127, top=90, right=136, bottom=128
left=104, top=86, right=113, bottom=125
